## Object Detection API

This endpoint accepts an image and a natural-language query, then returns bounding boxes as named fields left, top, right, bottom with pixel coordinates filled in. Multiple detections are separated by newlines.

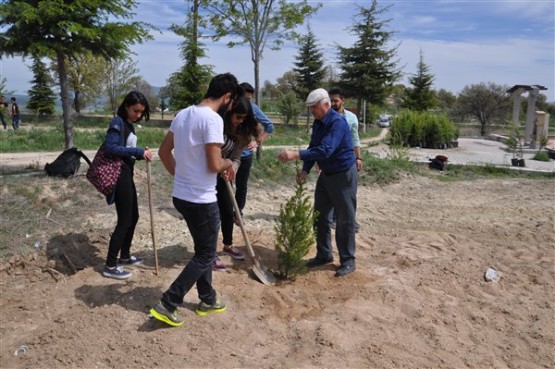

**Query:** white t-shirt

left=170, top=105, right=224, bottom=203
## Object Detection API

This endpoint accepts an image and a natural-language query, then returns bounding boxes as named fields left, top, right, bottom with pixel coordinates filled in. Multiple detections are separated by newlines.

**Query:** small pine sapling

left=274, top=163, right=318, bottom=280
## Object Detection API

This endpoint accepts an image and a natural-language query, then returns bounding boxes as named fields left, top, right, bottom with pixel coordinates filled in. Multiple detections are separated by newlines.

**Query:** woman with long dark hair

left=102, top=91, right=153, bottom=279
left=213, top=95, right=261, bottom=271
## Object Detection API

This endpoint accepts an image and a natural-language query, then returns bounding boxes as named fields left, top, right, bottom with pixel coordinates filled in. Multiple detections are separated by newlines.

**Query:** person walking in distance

left=278, top=88, right=357, bottom=278
left=10, top=97, right=20, bottom=130
left=150, top=73, right=239, bottom=327
left=101, top=91, right=153, bottom=280
left=328, top=86, right=361, bottom=232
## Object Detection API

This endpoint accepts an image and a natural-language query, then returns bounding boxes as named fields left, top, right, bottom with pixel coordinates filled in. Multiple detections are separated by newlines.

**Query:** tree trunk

left=305, top=107, right=310, bottom=133
left=74, top=90, right=81, bottom=114
left=57, top=52, right=74, bottom=149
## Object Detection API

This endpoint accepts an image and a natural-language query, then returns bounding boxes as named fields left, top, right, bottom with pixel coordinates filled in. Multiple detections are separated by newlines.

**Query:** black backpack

left=45, top=148, right=91, bottom=177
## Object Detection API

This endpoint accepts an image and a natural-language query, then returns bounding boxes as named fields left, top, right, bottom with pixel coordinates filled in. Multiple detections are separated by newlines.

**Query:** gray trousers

left=314, top=164, right=357, bottom=267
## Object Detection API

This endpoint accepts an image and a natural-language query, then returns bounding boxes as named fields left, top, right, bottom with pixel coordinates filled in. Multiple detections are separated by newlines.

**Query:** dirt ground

left=1, top=169, right=554, bottom=368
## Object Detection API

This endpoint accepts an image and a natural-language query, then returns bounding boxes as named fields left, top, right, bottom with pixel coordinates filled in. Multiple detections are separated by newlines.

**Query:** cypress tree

left=403, top=50, right=436, bottom=111
left=274, top=164, right=318, bottom=280
left=26, top=56, right=56, bottom=116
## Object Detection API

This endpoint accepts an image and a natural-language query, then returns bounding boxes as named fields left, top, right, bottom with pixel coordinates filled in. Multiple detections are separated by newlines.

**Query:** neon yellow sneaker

left=149, top=301, right=184, bottom=327
left=195, top=299, right=227, bottom=316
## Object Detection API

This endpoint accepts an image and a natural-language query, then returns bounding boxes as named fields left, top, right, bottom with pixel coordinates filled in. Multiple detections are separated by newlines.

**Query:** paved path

left=1, top=129, right=553, bottom=173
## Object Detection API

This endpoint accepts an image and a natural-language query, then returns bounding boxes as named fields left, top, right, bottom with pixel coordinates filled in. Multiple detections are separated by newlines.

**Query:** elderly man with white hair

left=277, top=88, right=357, bottom=277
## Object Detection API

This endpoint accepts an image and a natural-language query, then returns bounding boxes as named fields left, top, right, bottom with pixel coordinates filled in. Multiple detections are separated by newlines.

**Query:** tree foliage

left=436, top=88, right=457, bottom=112
left=63, top=52, right=106, bottom=114
left=0, top=0, right=154, bottom=149
left=168, top=0, right=213, bottom=109
left=274, top=164, right=317, bottom=280
left=402, top=50, right=436, bottom=111
left=337, top=1, right=401, bottom=115
left=200, top=0, right=320, bottom=102
left=103, top=57, right=140, bottom=114
left=276, top=91, right=303, bottom=126
left=26, top=55, right=56, bottom=116
left=454, top=82, right=511, bottom=136
left=293, top=26, right=326, bottom=99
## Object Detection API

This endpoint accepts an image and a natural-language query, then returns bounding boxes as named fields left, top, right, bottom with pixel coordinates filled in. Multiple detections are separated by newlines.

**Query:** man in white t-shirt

left=150, top=73, right=239, bottom=327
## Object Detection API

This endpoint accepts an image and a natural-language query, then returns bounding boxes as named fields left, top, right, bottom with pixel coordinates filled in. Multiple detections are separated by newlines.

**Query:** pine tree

left=293, top=27, right=326, bottom=98
left=26, top=56, right=56, bottom=116
left=274, top=163, right=318, bottom=280
left=403, top=50, right=436, bottom=111
left=168, top=0, right=213, bottom=108
left=293, top=26, right=326, bottom=130
left=337, top=1, right=401, bottom=117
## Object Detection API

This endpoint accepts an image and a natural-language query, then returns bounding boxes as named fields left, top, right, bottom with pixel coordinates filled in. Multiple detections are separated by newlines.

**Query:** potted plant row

left=506, top=125, right=525, bottom=167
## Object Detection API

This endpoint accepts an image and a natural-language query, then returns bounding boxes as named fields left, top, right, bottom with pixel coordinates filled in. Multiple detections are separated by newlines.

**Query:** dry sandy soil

left=1, top=167, right=554, bottom=369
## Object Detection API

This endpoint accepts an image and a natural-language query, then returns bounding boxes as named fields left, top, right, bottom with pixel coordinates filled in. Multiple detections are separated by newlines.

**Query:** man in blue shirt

left=278, top=88, right=357, bottom=277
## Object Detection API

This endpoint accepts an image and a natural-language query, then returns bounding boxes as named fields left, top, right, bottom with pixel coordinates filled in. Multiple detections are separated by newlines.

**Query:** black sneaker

left=305, top=257, right=334, bottom=268
left=102, top=266, right=131, bottom=280
left=195, top=300, right=227, bottom=316
left=118, top=255, right=143, bottom=266
left=149, top=301, right=184, bottom=327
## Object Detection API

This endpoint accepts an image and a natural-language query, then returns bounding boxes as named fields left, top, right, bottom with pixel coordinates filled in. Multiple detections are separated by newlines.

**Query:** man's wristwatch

left=355, top=157, right=362, bottom=161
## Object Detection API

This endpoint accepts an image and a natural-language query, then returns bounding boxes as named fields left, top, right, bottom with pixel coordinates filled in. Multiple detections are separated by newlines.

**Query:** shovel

left=225, top=180, right=275, bottom=285
left=146, top=159, right=159, bottom=275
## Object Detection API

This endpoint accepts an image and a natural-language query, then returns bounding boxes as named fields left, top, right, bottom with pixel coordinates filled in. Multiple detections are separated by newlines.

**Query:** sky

left=1, top=0, right=554, bottom=102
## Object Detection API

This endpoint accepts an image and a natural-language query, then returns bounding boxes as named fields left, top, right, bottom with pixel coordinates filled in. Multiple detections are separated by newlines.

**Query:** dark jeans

left=314, top=165, right=357, bottom=267
left=216, top=176, right=234, bottom=246
left=12, top=114, right=20, bottom=130
left=235, top=154, right=253, bottom=211
left=0, top=112, right=6, bottom=129
left=106, top=165, right=138, bottom=267
left=161, top=198, right=220, bottom=310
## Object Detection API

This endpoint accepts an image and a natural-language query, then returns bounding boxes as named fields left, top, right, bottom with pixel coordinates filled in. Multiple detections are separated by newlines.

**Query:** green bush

left=389, top=110, right=458, bottom=148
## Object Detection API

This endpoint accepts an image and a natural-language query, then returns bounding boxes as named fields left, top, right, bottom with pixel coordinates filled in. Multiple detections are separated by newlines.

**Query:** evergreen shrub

left=389, top=110, right=458, bottom=149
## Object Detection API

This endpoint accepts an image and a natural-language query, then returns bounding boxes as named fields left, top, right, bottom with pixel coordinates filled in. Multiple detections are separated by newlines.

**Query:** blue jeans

left=161, top=198, right=220, bottom=310
left=314, top=165, right=357, bottom=267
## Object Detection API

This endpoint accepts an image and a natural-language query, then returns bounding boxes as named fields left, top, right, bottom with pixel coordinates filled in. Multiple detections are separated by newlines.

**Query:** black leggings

left=106, top=165, right=139, bottom=267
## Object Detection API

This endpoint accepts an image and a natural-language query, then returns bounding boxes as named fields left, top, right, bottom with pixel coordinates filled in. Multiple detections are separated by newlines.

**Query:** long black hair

left=225, top=95, right=259, bottom=145
left=117, top=91, right=151, bottom=122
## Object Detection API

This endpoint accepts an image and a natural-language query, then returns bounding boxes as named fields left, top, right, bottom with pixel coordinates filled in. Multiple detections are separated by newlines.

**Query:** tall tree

left=64, top=52, right=106, bottom=114
left=293, top=26, right=326, bottom=98
left=402, top=50, right=436, bottom=111
left=293, top=26, right=326, bottom=129
left=436, top=88, right=457, bottom=112
left=337, top=1, right=401, bottom=118
left=168, top=0, right=213, bottom=109
left=0, top=0, right=153, bottom=149
left=275, top=70, right=301, bottom=95
left=200, top=0, right=320, bottom=103
left=26, top=55, right=56, bottom=116
left=454, top=82, right=511, bottom=136
left=103, top=57, right=140, bottom=114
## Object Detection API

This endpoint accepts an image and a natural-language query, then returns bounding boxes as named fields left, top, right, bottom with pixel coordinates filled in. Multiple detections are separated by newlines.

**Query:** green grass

left=1, top=121, right=382, bottom=153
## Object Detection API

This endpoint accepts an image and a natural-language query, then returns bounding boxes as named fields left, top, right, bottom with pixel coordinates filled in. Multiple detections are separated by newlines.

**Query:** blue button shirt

left=241, top=102, right=274, bottom=158
left=299, top=108, right=355, bottom=175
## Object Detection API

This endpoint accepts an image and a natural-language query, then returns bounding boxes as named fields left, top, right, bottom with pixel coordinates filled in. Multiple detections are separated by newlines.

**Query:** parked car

left=378, top=114, right=391, bottom=127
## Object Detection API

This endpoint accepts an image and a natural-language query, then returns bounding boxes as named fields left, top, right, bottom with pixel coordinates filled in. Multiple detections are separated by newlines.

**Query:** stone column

left=511, top=89, right=523, bottom=123
left=525, top=87, right=539, bottom=145
left=535, top=111, right=548, bottom=141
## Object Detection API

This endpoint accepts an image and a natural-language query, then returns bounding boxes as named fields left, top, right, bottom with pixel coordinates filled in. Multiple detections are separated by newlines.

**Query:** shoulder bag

left=86, top=119, right=124, bottom=196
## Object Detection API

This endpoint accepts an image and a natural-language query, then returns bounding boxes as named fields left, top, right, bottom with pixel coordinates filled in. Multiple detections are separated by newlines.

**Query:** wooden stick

left=146, top=159, right=159, bottom=275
